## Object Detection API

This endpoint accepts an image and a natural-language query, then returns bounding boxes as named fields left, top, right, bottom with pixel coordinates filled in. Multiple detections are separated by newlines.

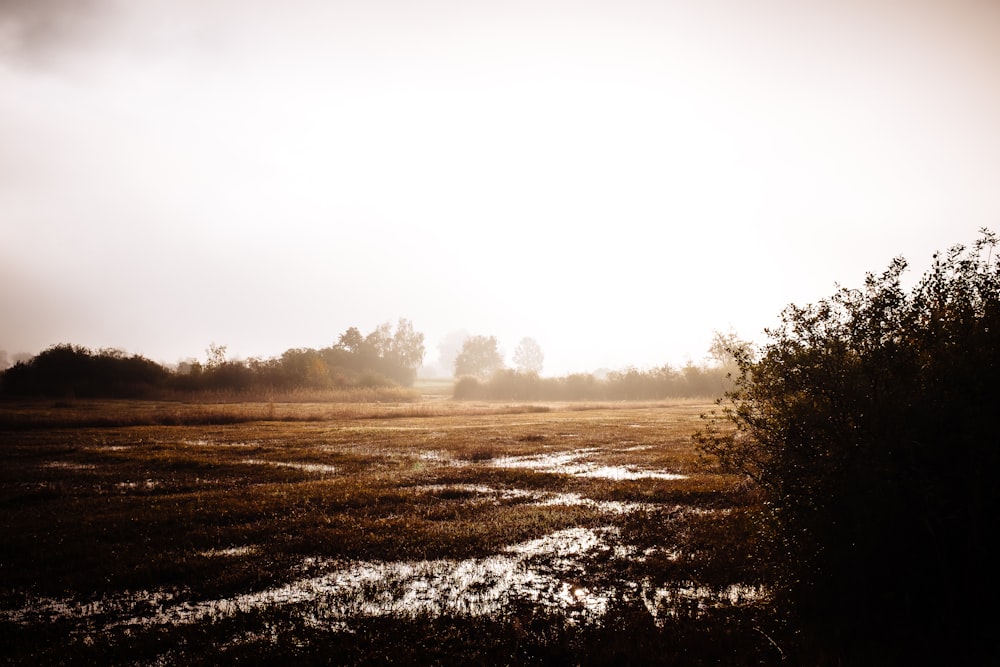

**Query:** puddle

left=3, top=526, right=763, bottom=632
left=184, top=439, right=259, bottom=448
left=414, top=484, right=657, bottom=514
left=416, top=484, right=536, bottom=502
left=492, top=449, right=687, bottom=481
left=639, top=582, right=765, bottom=623
left=115, top=479, right=161, bottom=491
left=533, top=492, right=658, bottom=515
left=43, top=461, right=97, bottom=471
left=1, top=589, right=181, bottom=626
left=577, top=466, right=686, bottom=481
left=414, top=450, right=464, bottom=466
left=118, top=527, right=623, bottom=628
left=240, top=459, right=337, bottom=474
left=199, top=546, right=257, bottom=558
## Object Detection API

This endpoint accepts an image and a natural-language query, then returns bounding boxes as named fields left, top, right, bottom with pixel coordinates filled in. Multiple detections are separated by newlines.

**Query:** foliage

left=698, top=230, right=1000, bottom=663
left=512, top=336, right=545, bottom=373
left=1, top=320, right=426, bottom=398
left=385, top=317, right=427, bottom=384
left=452, top=375, right=482, bottom=400
left=0, top=344, right=169, bottom=398
left=452, top=364, right=730, bottom=401
left=453, top=335, right=504, bottom=378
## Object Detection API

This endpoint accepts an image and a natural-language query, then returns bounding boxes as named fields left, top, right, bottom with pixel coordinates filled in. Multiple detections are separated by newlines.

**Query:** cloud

left=0, top=0, right=113, bottom=67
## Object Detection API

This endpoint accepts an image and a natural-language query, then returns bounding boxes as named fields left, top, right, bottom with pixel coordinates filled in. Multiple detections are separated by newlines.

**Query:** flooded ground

left=493, top=448, right=689, bottom=480
left=4, top=523, right=760, bottom=633
left=1, top=401, right=765, bottom=663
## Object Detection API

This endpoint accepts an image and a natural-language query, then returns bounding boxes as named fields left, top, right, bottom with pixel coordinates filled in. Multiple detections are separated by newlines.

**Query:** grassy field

left=1, top=393, right=777, bottom=665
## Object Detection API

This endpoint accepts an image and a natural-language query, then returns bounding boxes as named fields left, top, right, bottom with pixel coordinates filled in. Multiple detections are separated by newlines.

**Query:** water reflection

left=493, top=449, right=687, bottom=480
left=6, top=445, right=756, bottom=635
left=126, top=526, right=622, bottom=628
left=416, top=484, right=657, bottom=514
left=3, top=526, right=763, bottom=632
left=240, top=459, right=337, bottom=474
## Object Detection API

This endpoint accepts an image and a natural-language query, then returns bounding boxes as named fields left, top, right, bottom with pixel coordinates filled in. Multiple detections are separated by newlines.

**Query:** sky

left=2, top=0, right=1000, bottom=376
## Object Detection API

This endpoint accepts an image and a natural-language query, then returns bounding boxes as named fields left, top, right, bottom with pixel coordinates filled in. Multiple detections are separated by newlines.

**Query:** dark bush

left=699, top=230, right=1000, bottom=664
left=0, top=345, right=169, bottom=398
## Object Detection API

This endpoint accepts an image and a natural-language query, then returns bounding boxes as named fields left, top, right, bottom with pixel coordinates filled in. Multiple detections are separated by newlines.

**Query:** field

left=1, top=392, right=776, bottom=665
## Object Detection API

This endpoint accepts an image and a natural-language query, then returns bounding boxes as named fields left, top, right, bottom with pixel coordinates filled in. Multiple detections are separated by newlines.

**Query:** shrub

left=0, top=345, right=169, bottom=398
left=452, top=376, right=481, bottom=399
left=699, top=230, right=1000, bottom=663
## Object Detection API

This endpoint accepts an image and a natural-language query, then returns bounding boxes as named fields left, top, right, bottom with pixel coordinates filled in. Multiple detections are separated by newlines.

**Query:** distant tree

left=175, top=358, right=199, bottom=375
left=205, top=342, right=227, bottom=368
left=435, top=329, right=470, bottom=377
left=453, top=335, right=503, bottom=379
left=363, top=322, right=393, bottom=358
left=336, top=327, right=364, bottom=353
left=278, top=348, right=330, bottom=388
left=388, top=318, right=425, bottom=384
left=698, top=230, right=1000, bottom=664
left=706, top=328, right=751, bottom=375
left=0, top=350, right=8, bottom=371
left=512, top=337, right=544, bottom=374
left=331, top=320, right=425, bottom=385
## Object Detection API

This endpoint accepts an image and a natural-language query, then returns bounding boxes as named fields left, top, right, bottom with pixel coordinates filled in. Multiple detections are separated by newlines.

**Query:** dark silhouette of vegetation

left=0, top=344, right=169, bottom=398
left=699, top=230, right=1000, bottom=664
left=1, top=320, right=426, bottom=399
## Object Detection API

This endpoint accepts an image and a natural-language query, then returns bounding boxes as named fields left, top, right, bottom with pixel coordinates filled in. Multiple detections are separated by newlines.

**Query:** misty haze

left=2, top=1, right=999, bottom=664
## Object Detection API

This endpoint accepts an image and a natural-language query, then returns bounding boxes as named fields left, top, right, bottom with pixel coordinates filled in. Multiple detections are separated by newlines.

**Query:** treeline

left=454, top=364, right=731, bottom=401
left=0, top=345, right=170, bottom=398
left=0, top=320, right=426, bottom=399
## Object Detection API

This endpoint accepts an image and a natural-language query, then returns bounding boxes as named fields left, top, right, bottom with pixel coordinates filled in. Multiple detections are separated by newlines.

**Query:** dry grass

left=0, top=395, right=574, bottom=429
left=0, top=397, right=774, bottom=664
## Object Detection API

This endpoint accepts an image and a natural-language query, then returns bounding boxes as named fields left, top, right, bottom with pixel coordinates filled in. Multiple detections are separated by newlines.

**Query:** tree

left=0, top=344, right=169, bottom=397
left=387, top=318, right=425, bottom=385
left=698, top=230, right=1000, bottom=663
left=706, top=328, right=750, bottom=374
left=205, top=342, right=227, bottom=368
left=335, top=320, right=425, bottom=385
left=363, top=322, right=393, bottom=359
left=434, top=329, right=470, bottom=377
left=512, top=337, right=544, bottom=374
left=335, top=327, right=364, bottom=353
left=453, top=335, right=503, bottom=378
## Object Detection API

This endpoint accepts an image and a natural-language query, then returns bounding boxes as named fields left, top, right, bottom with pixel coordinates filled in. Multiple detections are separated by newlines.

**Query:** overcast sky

left=2, top=0, right=999, bottom=375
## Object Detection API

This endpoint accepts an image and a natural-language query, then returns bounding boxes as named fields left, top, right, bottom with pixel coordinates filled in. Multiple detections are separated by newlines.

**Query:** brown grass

left=0, top=397, right=772, bottom=664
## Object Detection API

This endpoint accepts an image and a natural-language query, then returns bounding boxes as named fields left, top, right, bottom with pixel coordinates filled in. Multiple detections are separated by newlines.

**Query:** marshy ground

left=1, top=396, right=777, bottom=665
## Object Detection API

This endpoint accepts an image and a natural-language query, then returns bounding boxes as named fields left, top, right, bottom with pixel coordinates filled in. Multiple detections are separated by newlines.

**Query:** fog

left=3, top=0, right=1000, bottom=375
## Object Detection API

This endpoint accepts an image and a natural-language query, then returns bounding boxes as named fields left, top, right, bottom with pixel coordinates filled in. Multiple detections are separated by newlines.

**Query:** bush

left=0, top=345, right=169, bottom=398
left=452, top=376, right=481, bottom=399
left=699, top=230, right=1000, bottom=663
